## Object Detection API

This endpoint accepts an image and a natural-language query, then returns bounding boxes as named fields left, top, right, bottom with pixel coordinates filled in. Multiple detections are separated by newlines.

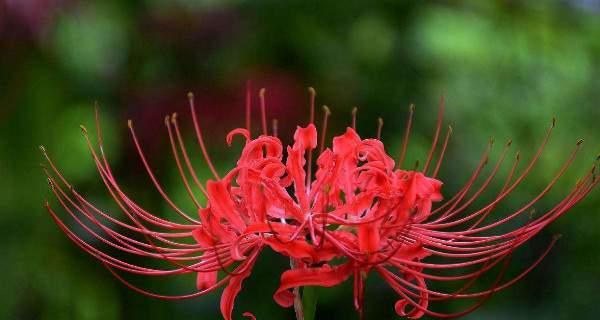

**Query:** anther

left=376, top=117, right=384, bottom=140
left=552, top=117, right=556, bottom=128
left=187, top=92, right=194, bottom=100
left=506, top=139, right=513, bottom=147
left=529, top=208, right=536, bottom=220
left=553, top=234, right=563, bottom=241
left=576, top=139, right=584, bottom=146
left=80, top=125, right=88, bottom=134
left=127, top=120, right=133, bottom=128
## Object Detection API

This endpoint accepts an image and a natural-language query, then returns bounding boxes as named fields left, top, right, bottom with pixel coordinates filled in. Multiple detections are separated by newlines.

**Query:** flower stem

left=290, top=259, right=305, bottom=320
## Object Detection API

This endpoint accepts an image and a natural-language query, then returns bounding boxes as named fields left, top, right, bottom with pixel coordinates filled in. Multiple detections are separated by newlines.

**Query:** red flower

left=43, top=87, right=597, bottom=319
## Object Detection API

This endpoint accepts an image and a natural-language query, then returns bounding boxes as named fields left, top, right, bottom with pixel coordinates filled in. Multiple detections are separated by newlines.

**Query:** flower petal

left=220, top=256, right=258, bottom=320
left=273, top=263, right=353, bottom=307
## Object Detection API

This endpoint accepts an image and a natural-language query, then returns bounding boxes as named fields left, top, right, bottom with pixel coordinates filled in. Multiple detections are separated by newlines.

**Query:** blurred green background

left=1, top=1, right=599, bottom=319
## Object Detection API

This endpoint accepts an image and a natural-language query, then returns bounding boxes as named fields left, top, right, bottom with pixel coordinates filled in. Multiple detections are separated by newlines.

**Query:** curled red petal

left=273, top=263, right=353, bottom=307
left=226, top=128, right=250, bottom=146
left=242, top=312, right=256, bottom=320
left=293, top=124, right=318, bottom=150
left=207, top=180, right=247, bottom=233
left=220, top=255, right=258, bottom=320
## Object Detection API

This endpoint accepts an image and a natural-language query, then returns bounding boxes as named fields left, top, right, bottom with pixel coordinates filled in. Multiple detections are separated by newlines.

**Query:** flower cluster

left=43, top=87, right=597, bottom=319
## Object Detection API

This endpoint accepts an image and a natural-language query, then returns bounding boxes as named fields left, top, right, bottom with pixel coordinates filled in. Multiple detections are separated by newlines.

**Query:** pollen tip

left=529, top=208, right=536, bottom=219
left=79, top=125, right=88, bottom=134
left=352, top=106, right=358, bottom=115
left=378, top=117, right=383, bottom=125
left=259, top=88, right=266, bottom=97
left=506, top=139, right=513, bottom=147
left=409, top=103, right=415, bottom=112
left=39, top=145, right=46, bottom=153
left=127, top=119, right=133, bottom=128
left=323, top=105, right=331, bottom=115
left=576, top=139, right=584, bottom=146
left=516, top=151, right=521, bottom=160
left=164, top=115, right=170, bottom=125
left=47, top=178, right=54, bottom=188
left=308, top=87, right=316, bottom=96
left=489, top=137, right=495, bottom=146
left=553, top=233, right=563, bottom=241
left=551, top=117, right=557, bottom=128
left=187, top=92, right=194, bottom=100
left=448, top=124, right=453, bottom=134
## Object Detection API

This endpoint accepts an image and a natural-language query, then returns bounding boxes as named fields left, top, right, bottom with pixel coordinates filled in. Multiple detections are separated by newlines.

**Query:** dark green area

left=1, top=1, right=599, bottom=319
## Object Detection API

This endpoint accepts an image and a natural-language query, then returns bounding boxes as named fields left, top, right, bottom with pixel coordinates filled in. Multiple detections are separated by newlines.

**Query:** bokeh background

left=1, top=1, right=599, bottom=319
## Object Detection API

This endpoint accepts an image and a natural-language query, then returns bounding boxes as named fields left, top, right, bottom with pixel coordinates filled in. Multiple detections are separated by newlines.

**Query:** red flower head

left=43, top=86, right=598, bottom=319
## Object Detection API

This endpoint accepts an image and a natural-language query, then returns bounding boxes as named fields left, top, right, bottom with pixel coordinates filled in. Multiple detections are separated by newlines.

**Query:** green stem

left=291, top=259, right=304, bottom=320
left=302, top=286, right=318, bottom=320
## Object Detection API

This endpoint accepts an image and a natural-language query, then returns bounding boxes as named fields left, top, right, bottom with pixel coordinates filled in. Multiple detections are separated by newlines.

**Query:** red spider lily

left=43, top=85, right=598, bottom=320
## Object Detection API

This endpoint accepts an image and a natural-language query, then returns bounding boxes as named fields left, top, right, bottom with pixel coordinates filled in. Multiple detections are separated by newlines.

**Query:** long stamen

left=272, top=119, right=279, bottom=138
left=376, top=117, right=384, bottom=140
left=170, top=114, right=208, bottom=197
left=127, top=120, right=201, bottom=224
left=165, top=114, right=201, bottom=208
left=259, top=88, right=267, bottom=136
left=319, top=105, right=331, bottom=155
left=423, top=95, right=445, bottom=174
left=306, top=87, right=316, bottom=188
left=188, top=92, right=221, bottom=180
left=432, top=125, right=453, bottom=178
left=308, top=87, right=316, bottom=125
left=352, top=107, right=358, bottom=130
left=398, top=103, right=414, bottom=169
left=246, top=80, right=252, bottom=135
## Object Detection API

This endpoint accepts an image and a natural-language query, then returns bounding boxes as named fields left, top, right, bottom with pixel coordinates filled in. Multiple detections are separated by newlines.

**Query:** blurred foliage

left=1, top=0, right=599, bottom=319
